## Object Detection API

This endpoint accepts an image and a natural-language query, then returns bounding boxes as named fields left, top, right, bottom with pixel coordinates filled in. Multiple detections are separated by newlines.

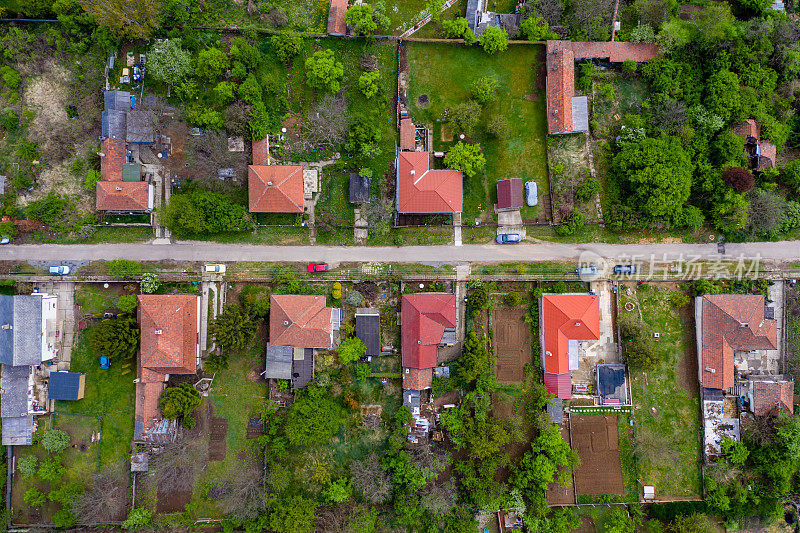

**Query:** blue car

left=100, top=356, right=110, bottom=369
left=496, top=233, right=522, bottom=244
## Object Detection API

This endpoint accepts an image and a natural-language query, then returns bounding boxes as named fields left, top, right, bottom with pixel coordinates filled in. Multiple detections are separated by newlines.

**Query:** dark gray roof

left=403, top=389, right=420, bottom=410
left=105, top=90, right=131, bottom=110
left=1, top=364, right=29, bottom=418
left=547, top=398, right=563, bottom=424
left=2, top=414, right=33, bottom=445
left=441, top=327, right=456, bottom=345
left=126, top=109, right=156, bottom=144
left=0, top=295, right=43, bottom=366
left=597, top=364, right=627, bottom=403
left=466, top=0, right=481, bottom=32
left=264, top=344, right=293, bottom=380
left=0, top=174, right=5, bottom=195
left=102, top=109, right=127, bottom=139
left=572, top=96, right=589, bottom=133
left=349, top=173, right=371, bottom=204
left=355, top=308, right=379, bottom=356
left=291, top=348, right=314, bottom=389
left=48, top=371, right=82, bottom=400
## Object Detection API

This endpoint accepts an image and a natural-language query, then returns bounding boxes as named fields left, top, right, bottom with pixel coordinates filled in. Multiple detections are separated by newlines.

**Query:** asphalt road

left=2, top=240, right=800, bottom=264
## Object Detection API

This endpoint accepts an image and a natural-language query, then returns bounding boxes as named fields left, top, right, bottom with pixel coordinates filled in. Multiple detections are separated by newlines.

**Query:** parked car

left=613, top=265, right=637, bottom=275
left=525, top=181, right=538, bottom=206
left=576, top=266, right=598, bottom=276
left=205, top=264, right=226, bottom=273
left=308, top=262, right=329, bottom=272
left=496, top=234, right=522, bottom=244
left=0, top=237, right=9, bottom=245
left=49, top=265, right=70, bottom=275
left=99, top=356, right=110, bottom=369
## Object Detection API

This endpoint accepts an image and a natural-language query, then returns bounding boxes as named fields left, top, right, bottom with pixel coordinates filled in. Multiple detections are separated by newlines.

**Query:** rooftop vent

left=267, top=181, right=273, bottom=186
left=283, top=320, right=289, bottom=326
left=705, top=367, right=716, bottom=374
left=574, top=321, right=581, bottom=327
left=155, top=329, right=162, bottom=335
left=545, top=350, right=553, bottom=357
left=1, top=324, right=11, bottom=330
left=115, top=187, right=123, bottom=191
left=740, top=323, right=749, bottom=328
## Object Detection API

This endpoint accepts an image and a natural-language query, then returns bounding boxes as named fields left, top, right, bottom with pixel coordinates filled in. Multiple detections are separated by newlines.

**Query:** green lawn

left=407, top=42, right=548, bottom=223
left=315, top=169, right=356, bottom=245
left=74, top=285, right=120, bottom=316
left=57, top=325, right=136, bottom=468
left=618, top=284, right=703, bottom=499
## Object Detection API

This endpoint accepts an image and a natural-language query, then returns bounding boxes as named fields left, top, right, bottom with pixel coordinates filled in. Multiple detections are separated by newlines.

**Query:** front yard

left=618, top=284, right=703, bottom=499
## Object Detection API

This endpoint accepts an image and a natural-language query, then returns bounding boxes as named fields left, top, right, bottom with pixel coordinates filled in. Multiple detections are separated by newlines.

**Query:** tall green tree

left=268, top=495, right=317, bottom=533
left=444, top=141, right=486, bottom=178
left=271, top=30, right=302, bottom=63
left=479, top=26, right=509, bottom=54
left=345, top=4, right=377, bottom=36
left=90, top=317, right=139, bottom=362
left=147, top=39, right=191, bottom=88
left=337, top=337, right=366, bottom=365
left=284, top=387, right=345, bottom=446
left=158, top=383, right=201, bottom=425
left=80, top=0, right=159, bottom=39
left=209, top=305, right=256, bottom=353
left=305, top=49, right=344, bottom=94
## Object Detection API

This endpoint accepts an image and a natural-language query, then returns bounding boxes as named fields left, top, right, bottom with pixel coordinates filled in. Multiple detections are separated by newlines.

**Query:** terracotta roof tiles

left=400, top=118, right=416, bottom=151
left=397, top=151, right=462, bottom=213
left=752, top=380, right=794, bottom=415
left=96, top=181, right=152, bottom=211
left=496, top=178, right=523, bottom=210
left=270, top=294, right=333, bottom=348
left=248, top=165, right=304, bottom=213
left=101, top=138, right=125, bottom=181
left=403, top=367, right=433, bottom=390
left=252, top=139, right=269, bottom=166
left=402, top=293, right=457, bottom=369
left=328, top=0, right=348, bottom=35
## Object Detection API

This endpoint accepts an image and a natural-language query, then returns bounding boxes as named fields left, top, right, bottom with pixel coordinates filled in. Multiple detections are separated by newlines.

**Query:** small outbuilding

left=349, top=172, right=371, bottom=204
left=355, top=308, right=379, bottom=356
left=496, top=178, right=523, bottom=211
left=596, top=364, right=628, bottom=405
left=48, top=371, right=86, bottom=401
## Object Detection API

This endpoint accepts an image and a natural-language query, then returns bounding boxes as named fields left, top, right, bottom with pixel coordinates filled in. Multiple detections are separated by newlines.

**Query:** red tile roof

left=101, top=138, right=125, bottom=181
left=403, top=367, right=433, bottom=390
left=496, top=178, right=523, bottom=210
left=752, top=380, right=794, bottom=415
left=248, top=165, right=304, bottom=213
left=96, top=181, right=152, bottom=211
left=402, top=293, right=457, bottom=369
left=327, top=0, right=348, bottom=35
left=400, top=118, right=415, bottom=151
left=270, top=294, right=333, bottom=348
left=397, top=151, right=462, bottom=213
left=731, top=119, right=760, bottom=140
left=545, top=40, right=659, bottom=134
left=541, top=294, right=600, bottom=399
left=758, top=141, right=777, bottom=170
left=700, top=295, right=777, bottom=390
left=136, top=294, right=199, bottom=432
left=544, top=372, right=571, bottom=399
left=252, top=139, right=269, bottom=166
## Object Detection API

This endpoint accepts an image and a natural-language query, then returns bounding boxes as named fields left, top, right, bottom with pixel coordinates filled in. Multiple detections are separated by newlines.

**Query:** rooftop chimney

left=155, top=329, right=162, bottom=335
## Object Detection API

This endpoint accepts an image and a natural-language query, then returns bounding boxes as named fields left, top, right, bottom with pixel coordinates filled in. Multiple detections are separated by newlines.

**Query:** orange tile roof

left=248, top=165, right=304, bottom=213
left=270, top=294, right=333, bottom=348
left=137, top=294, right=199, bottom=376
left=400, top=118, right=416, bottom=151
left=403, top=367, right=433, bottom=390
left=759, top=141, right=777, bottom=169
left=752, top=380, right=794, bottom=415
left=101, top=138, right=125, bottom=181
left=731, top=119, right=760, bottom=140
left=397, top=151, right=462, bottom=213
left=135, top=381, right=165, bottom=432
left=252, top=138, right=269, bottom=166
left=545, top=40, right=659, bottom=134
left=541, top=294, right=599, bottom=398
left=327, top=0, right=348, bottom=35
left=96, top=181, right=151, bottom=211
left=402, top=293, right=457, bottom=369
left=700, top=295, right=777, bottom=390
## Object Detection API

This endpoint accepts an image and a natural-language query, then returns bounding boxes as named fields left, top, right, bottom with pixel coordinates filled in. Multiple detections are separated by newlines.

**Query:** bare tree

left=525, top=0, right=564, bottom=26
left=419, top=479, right=457, bottom=517
left=72, top=464, right=128, bottom=523
left=350, top=453, right=391, bottom=504
left=150, top=440, right=205, bottom=492
left=315, top=504, right=354, bottom=533
left=217, top=461, right=266, bottom=522
left=409, top=442, right=449, bottom=475
left=300, top=94, right=349, bottom=152
left=364, top=195, right=393, bottom=236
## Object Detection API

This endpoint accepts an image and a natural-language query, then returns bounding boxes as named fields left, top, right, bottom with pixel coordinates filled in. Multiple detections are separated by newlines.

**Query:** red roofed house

left=402, top=293, right=457, bottom=390
left=496, top=178, right=523, bottom=211
left=730, top=119, right=778, bottom=171
left=248, top=165, right=304, bottom=213
left=328, top=0, right=348, bottom=35
left=96, top=181, right=153, bottom=211
left=539, top=294, right=600, bottom=399
left=396, top=151, right=462, bottom=214
left=696, top=294, right=777, bottom=390
left=750, top=378, right=794, bottom=415
left=135, top=294, right=200, bottom=442
left=270, top=294, right=337, bottom=349
left=100, top=138, right=124, bottom=180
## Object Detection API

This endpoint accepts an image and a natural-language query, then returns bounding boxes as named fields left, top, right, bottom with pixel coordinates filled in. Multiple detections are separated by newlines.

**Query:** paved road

left=2, top=240, right=800, bottom=263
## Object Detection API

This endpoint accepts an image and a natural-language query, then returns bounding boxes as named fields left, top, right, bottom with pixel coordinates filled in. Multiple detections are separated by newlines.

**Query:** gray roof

left=264, top=344, right=293, bottom=380
left=441, top=327, right=456, bottom=345
left=355, top=308, right=379, bottom=356
left=597, top=364, right=627, bottom=404
left=0, top=175, right=5, bottom=195
left=102, top=109, right=127, bottom=139
left=349, top=173, right=371, bottom=204
left=2, top=414, right=33, bottom=445
left=0, top=295, right=43, bottom=366
left=126, top=109, right=156, bottom=144
left=466, top=0, right=481, bottom=32
left=572, top=96, right=589, bottom=133
left=105, top=90, right=131, bottom=110
left=292, top=348, right=314, bottom=389
left=48, top=371, right=82, bottom=400
left=1, top=364, right=29, bottom=418
left=434, top=366, right=450, bottom=378
left=403, top=389, right=420, bottom=410
left=547, top=398, right=563, bottom=424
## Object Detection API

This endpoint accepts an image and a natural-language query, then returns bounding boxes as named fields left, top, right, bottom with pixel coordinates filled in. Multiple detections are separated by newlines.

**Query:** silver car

left=525, top=181, right=538, bottom=206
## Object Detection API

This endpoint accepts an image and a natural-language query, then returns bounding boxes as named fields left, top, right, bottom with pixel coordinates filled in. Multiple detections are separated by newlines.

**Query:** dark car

left=613, top=265, right=637, bottom=275
left=496, top=234, right=522, bottom=244
left=308, top=263, right=329, bottom=273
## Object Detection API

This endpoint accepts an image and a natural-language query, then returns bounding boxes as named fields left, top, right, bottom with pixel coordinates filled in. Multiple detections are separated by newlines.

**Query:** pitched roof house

left=96, top=181, right=153, bottom=211
left=751, top=378, right=794, bottom=415
left=135, top=294, right=200, bottom=440
left=697, top=294, right=777, bottom=390
left=396, top=151, right=462, bottom=213
left=540, top=294, right=600, bottom=399
left=248, top=165, right=304, bottom=213
left=401, top=293, right=457, bottom=371
left=496, top=178, right=523, bottom=210
left=1, top=365, right=33, bottom=445
left=270, top=294, right=335, bottom=349
left=355, top=308, right=380, bottom=356
left=100, top=138, right=125, bottom=180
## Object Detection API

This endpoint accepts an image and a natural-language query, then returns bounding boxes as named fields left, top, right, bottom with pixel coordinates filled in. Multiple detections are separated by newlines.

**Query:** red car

left=307, top=263, right=329, bottom=273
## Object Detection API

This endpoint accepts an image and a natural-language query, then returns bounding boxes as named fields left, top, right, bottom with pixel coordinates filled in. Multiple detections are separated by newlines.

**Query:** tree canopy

left=209, top=304, right=256, bottom=353
left=147, top=39, right=191, bottom=86
left=284, top=387, right=346, bottom=446
left=443, top=141, right=486, bottom=178
left=305, top=49, right=344, bottom=94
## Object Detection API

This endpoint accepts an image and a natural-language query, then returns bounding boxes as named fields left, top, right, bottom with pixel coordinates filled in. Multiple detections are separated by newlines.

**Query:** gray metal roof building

left=0, top=294, right=44, bottom=367
left=126, top=109, right=156, bottom=144
left=264, top=344, right=293, bottom=380
left=1, top=364, right=33, bottom=445
left=571, top=96, right=589, bottom=133
left=355, top=308, right=380, bottom=356
left=48, top=371, right=85, bottom=401
left=349, top=173, right=371, bottom=204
